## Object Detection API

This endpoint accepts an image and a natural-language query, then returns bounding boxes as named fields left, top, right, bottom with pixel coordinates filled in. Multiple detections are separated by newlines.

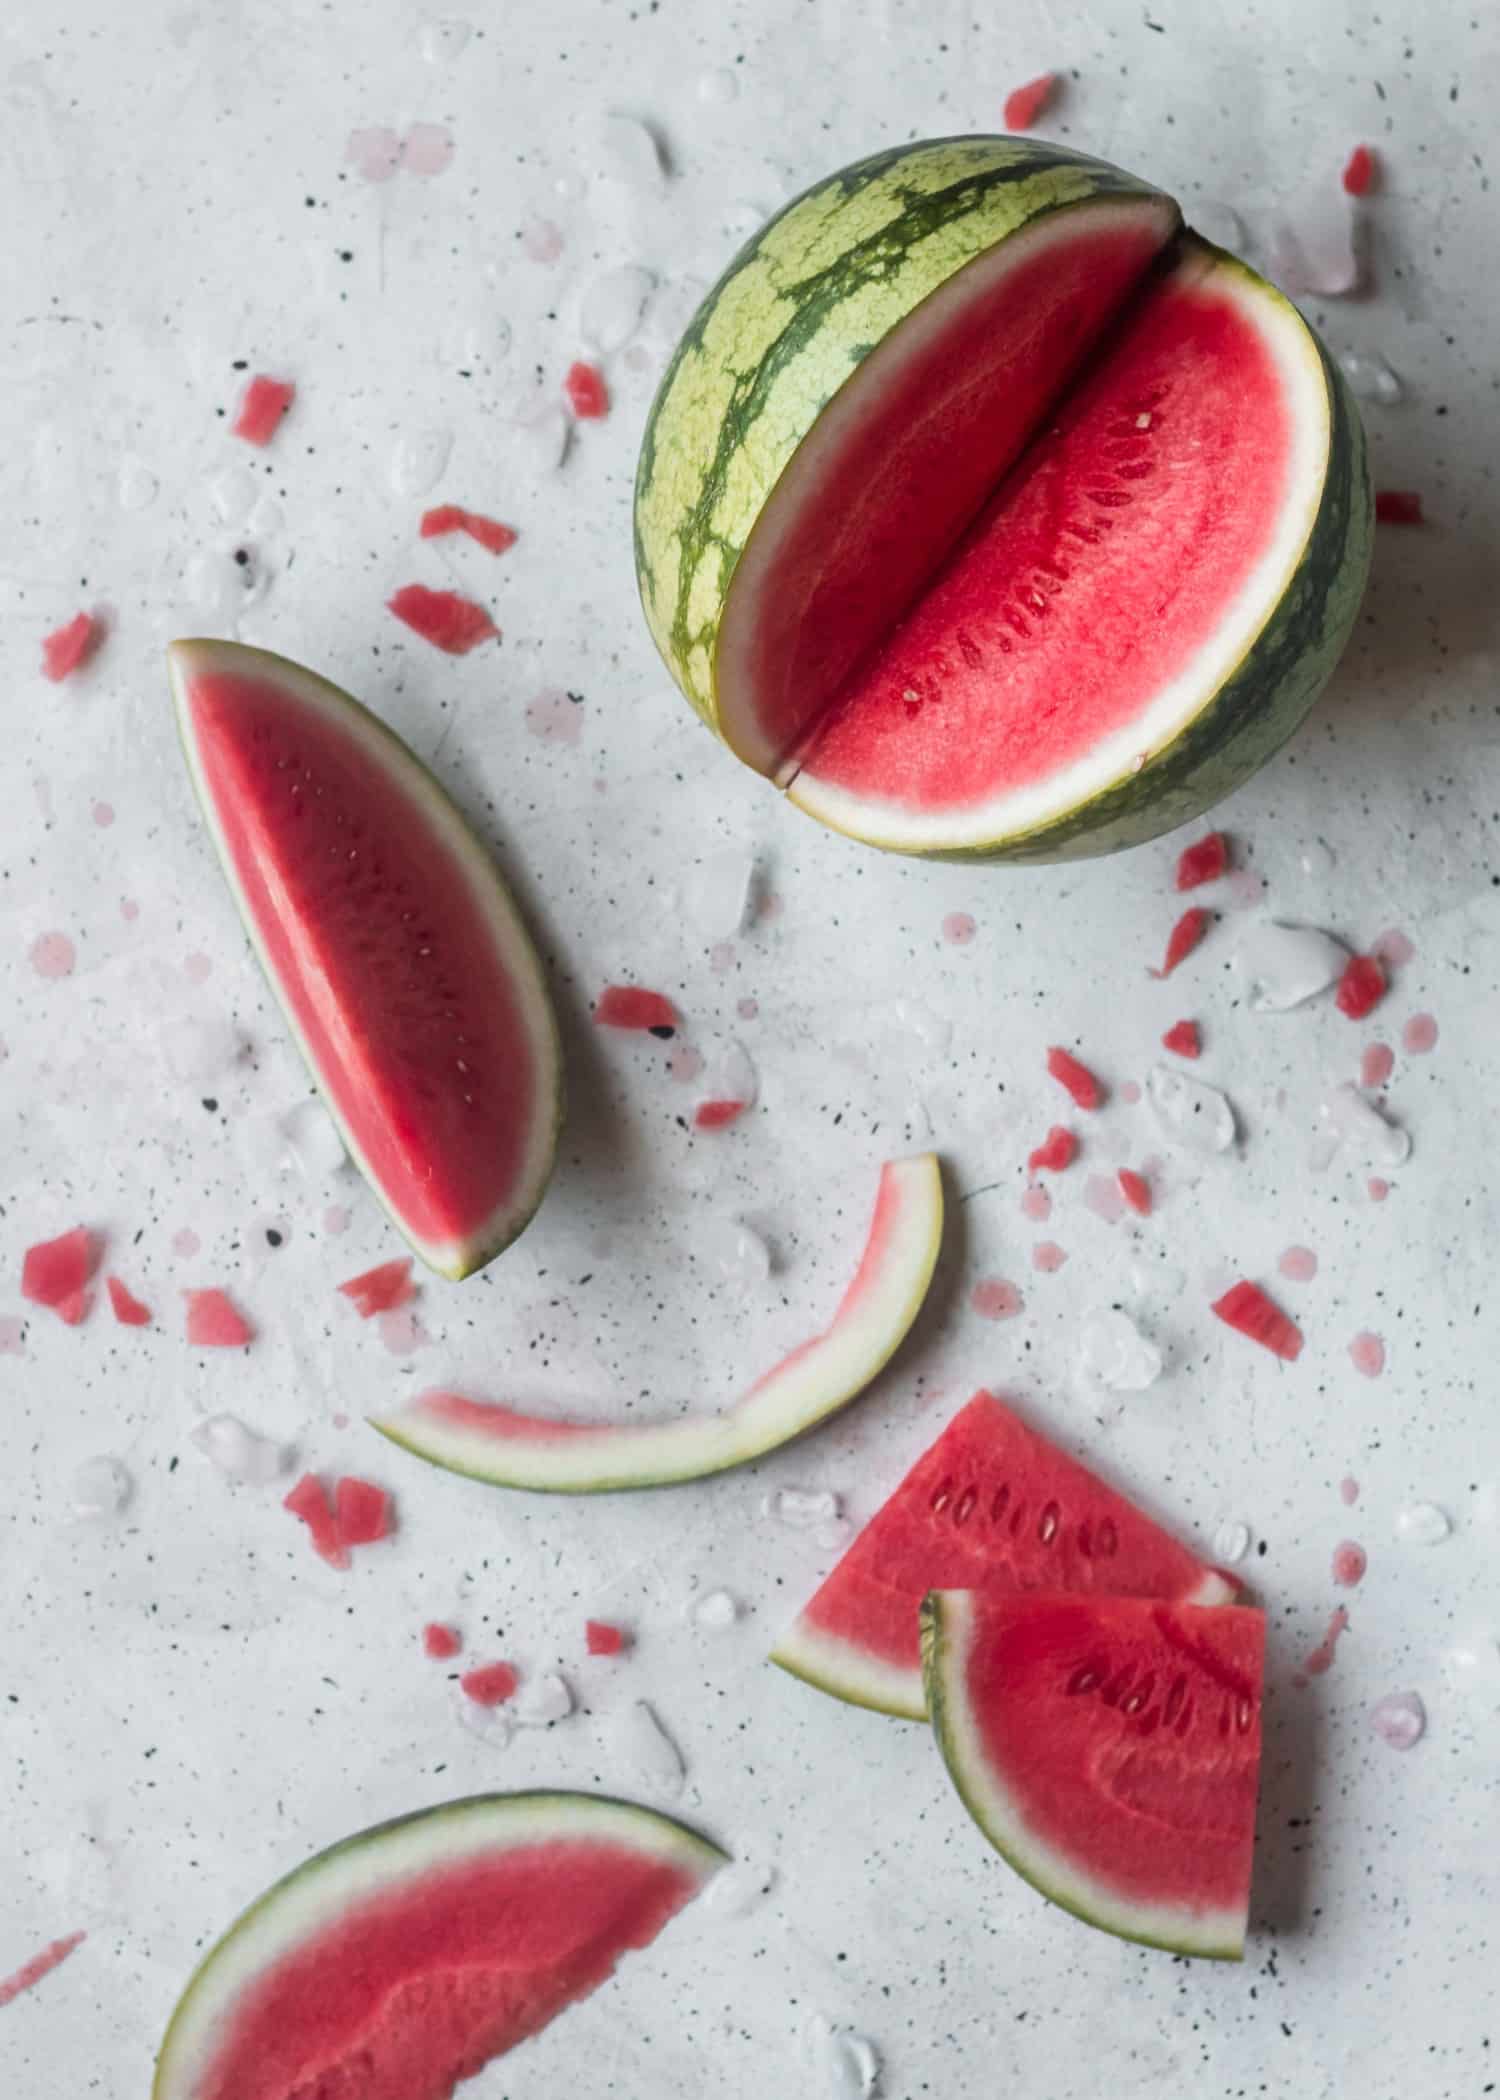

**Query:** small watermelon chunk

left=22, top=1227, right=98, bottom=1312
left=460, top=1660, right=519, bottom=1706
left=283, top=1474, right=350, bottom=1570
left=586, top=1620, right=629, bottom=1656
left=231, top=375, right=295, bottom=447
left=419, top=506, right=518, bottom=556
left=1342, top=145, right=1377, bottom=196
left=423, top=1622, right=462, bottom=1659
left=106, top=1275, right=152, bottom=1326
left=41, top=612, right=102, bottom=683
left=387, top=583, right=499, bottom=654
left=1151, top=907, right=1211, bottom=978
left=693, top=1098, right=746, bottom=1130
left=1335, top=954, right=1386, bottom=1019
left=1162, top=1018, right=1201, bottom=1058
left=1046, top=1046, right=1103, bottom=1111
left=1027, top=1126, right=1077, bottom=1174
left=335, top=1476, right=394, bottom=1546
left=1174, top=831, right=1229, bottom=889
left=1117, top=1168, right=1152, bottom=1217
left=185, top=1288, right=254, bottom=1348
left=338, top=1257, right=416, bottom=1318
left=563, top=361, right=610, bottom=419
left=1212, top=1279, right=1303, bottom=1361
left=56, top=1288, right=93, bottom=1327
left=1003, top=73, right=1057, bottom=132
left=923, top=1590, right=1264, bottom=1958
left=593, top=985, right=679, bottom=1035
left=1374, top=490, right=1423, bottom=526
left=772, top=1390, right=1236, bottom=1719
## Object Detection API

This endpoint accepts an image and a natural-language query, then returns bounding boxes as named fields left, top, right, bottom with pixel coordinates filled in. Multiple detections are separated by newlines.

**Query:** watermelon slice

left=387, top=584, right=499, bottom=654
left=151, top=1792, right=724, bottom=2100
left=771, top=1391, right=1233, bottom=1719
left=338, top=1258, right=416, bottom=1318
left=22, top=1226, right=97, bottom=1312
left=169, top=640, right=561, bottom=1279
left=372, top=1153, right=943, bottom=1491
left=922, top=1591, right=1264, bottom=1958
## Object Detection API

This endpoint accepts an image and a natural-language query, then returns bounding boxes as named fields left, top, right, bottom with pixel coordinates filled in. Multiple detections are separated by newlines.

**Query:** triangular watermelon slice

left=771, top=1391, right=1234, bottom=1719
left=922, top=1591, right=1264, bottom=1959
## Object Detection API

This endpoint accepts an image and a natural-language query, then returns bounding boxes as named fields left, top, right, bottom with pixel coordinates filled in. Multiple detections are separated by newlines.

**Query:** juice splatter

left=1349, top=1331, right=1386, bottom=1378
left=1339, top=1476, right=1359, bottom=1506
left=1020, top=1183, right=1052, bottom=1223
left=1402, top=1012, right=1438, bottom=1055
left=1298, top=1605, right=1349, bottom=1682
left=1032, top=1241, right=1068, bottom=1273
left=1361, top=1042, right=1394, bottom=1089
left=941, top=912, right=977, bottom=946
left=1332, top=1540, right=1367, bottom=1586
left=29, top=931, right=76, bottom=979
left=1278, top=1246, right=1318, bottom=1283
left=971, top=1277, right=1024, bottom=1321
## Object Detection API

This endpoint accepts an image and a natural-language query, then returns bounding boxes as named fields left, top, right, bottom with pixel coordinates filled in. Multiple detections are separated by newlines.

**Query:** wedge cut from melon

left=170, top=640, right=561, bottom=1280
left=922, top=1592, right=1264, bottom=1959
left=152, top=1791, right=724, bottom=2100
left=771, top=1391, right=1234, bottom=1719
left=372, top=1153, right=943, bottom=1491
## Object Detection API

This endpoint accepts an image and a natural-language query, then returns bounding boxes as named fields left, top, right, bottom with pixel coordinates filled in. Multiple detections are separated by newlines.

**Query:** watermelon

left=338, top=1257, right=417, bottom=1318
left=770, top=1391, right=1233, bottom=1719
left=22, top=1226, right=97, bottom=1312
left=230, top=375, right=295, bottom=447
left=419, top=506, right=518, bottom=555
left=184, top=1288, right=254, bottom=1349
left=922, top=1591, right=1264, bottom=1958
left=635, top=137, right=1370, bottom=861
left=170, top=640, right=561, bottom=1279
left=372, top=1153, right=943, bottom=1491
left=386, top=584, right=499, bottom=654
left=151, top=1792, right=724, bottom=2100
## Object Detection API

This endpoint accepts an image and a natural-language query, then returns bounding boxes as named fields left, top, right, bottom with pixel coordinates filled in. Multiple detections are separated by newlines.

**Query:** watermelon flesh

left=170, top=641, right=561, bottom=1279
left=152, top=1793, right=724, bottom=2100
left=922, top=1591, right=1264, bottom=1958
left=22, top=1226, right=97, bottom=1311
left=772, top=1391, right=1234, bottom=1719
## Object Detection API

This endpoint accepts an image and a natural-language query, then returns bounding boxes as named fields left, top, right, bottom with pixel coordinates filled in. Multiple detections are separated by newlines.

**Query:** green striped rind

left=634, top=136, right=1175, bottom=745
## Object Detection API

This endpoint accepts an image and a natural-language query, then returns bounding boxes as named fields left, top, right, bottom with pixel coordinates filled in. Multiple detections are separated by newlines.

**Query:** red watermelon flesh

left=22, top=1227, right=97, bottom=1311
left=772, top=1390, right=1234, bottom=1718
left=790, top=245, right=1299, bottom=839
left=925, top=1591, right=1263, bottom=1957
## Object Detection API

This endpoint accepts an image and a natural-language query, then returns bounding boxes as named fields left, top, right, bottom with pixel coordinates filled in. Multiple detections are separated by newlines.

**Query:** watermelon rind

left=152, top=1790, right=726, bottom=2100
left=169, top=639, right=563, bottom=1281
left=370, top=1153, right=944, bottom=1491
left=921, top=1591, right=1247, bottom=1960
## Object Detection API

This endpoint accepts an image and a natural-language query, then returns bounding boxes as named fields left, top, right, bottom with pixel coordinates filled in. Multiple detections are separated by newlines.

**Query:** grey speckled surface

left=2, top=0, right=1497, bottom=2093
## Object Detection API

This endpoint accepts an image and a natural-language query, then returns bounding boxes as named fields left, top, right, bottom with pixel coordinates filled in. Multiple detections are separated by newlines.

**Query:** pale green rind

left=768, top=1629, right=926, bottom=1722
left=920, top=1594, right=1244, bottom=1961
left=169, top=639, right=563, bottom=1280
left=153, top=1791, right=726, bottom=2100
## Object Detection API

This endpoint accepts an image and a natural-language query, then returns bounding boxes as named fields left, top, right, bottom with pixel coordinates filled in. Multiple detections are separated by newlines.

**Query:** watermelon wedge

left=152, top=1791, right=724, bottom=2100
left=922, top=1591, right=1264, bottom=1958
left=372, top=1153, right=943, bottom=1491
left=636, top=137, right=1370, bottom=862
left=771, top=1391, right=1233, bottom=1719
left=169, top=640, right=561, bottom=1279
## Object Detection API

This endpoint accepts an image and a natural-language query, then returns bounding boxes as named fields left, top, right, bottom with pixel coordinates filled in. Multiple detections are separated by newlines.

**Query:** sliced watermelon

left=771, top=1391, right=1234, bottom=1719
left=593, top=985, right=679, bottom=1034
left=1026, top=1126, right=1076, bottom=1173
left=1152, top=906, right=1212, bottom=978
left=1002, top=74, right=1057, bottom=132
left=460, top=1660, right=519, bottom=1706
left=922, top=1592, right=1264, bottom=1958
left=586, top=1620, right=629, bottom=1656
left=1335, top=952, right=1386, bottom=1018
left=151, top=1792, right=724, bottom=2100
left=1212, top=1280, right=1303, bottom=1361
left=1117, top=1168, right=1151, bottom=1216
left=22, top=1226, right=97, bottom=1312
left=423, top=1623, right=462, bottom=1659
left=1174, top=831, right=1229, bottom=889
left=372, top=1153, right=943, bottom=1491
left=334, top=1475, right=394, bottom=1545
left=338, top=1257, right=416, bottom=1318
left=170, top=640, right=561, bottom=1279
left=1375, top=490, right=1422, bottom=525
left=419, top=506, right=518, bottom=555
left=106, top=1275, right=153, bottom=1326
left=563, top=361, right=610, bottom=419
left=231, top=375, right=295, bottom=447
left=184, top=1288, right=254, bottom=1349
left=283, top=1474, right=349, bottom=1570
left=1045, top=1046, right=1103, bottom=1110
left=387, top=583, right=499, bottom=654
left=1161, top=1018, right=1201, bottom=1058
left=41, top=612, right=102, bottom=683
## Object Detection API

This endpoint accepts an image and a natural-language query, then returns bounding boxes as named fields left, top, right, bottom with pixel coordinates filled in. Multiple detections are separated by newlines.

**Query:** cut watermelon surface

left=922, top=1592, right=1264, bottom=1958
left=772, top=1392, right=1234, bottom=1719
left=151, top=1793, right=724, bottom=2100
left=22, top=1227, right=97, bottom=1311
left=170, top=640, right=561, bottom=1279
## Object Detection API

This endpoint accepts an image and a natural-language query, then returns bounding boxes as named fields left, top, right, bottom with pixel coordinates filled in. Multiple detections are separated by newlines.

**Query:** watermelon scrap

left=231, top=375, right=295, bottom=447
left=1212, top=1279, right=1303, bottom=1362
left=283, top=1474, right=350, bottom=1570
left=1342, top=145, right=1376, bottom=196
left=106, top=1275, right=152, bottom=1326
left=563, top=361, right=610, bottom=419
left=338, top=1257, right=416, bottom=1318
left=1027, top=1125, right=1077, bottom=1174
left=1374, top=490, right=1423, bottom=525
left=1161, top=1018, right=1201, bottom=1058
left=593, top=984, right=679, bottom=1035
left=1046, top=1045, right=1103, bottom=1111
left=419, top=506, right=518, bottom=556
left=586, top=1620, right=629, bottom=1656
left=41, top=612, right=102, bottom=683
left=460, top=1660, right=519, bottom=1706
left=22, top=1227, right=98, bottom=1312
left=1151, top=907, right=1211, bottom=978
left=1335, top=953, right=1386, bottom=1019
left=693, top=1098, right=746, bottom=1129
left=0, top=1930, right=86, bottom=2009
left=423, top=1623, right=462, bottom=1659
left=1174, top=831, right=1229, bottom=890
left=387, top=583, right=500, bottom=654
left=184, top=1288, right=254, bottom=1348
left=334, top=1476, right=394, bottom=1546
left=1002, top=72, right=1057, bottom=132
left=1117, top=1168, right=1152, bottom=1217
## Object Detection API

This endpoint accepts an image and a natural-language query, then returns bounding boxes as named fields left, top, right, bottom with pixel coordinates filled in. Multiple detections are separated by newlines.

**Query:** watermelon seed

left=1164, top=1673, right=1188, bottom=1724
left=1121, top=1673, right=1154, bottom=1716
left=1037, top=1500, right=1059, bottom=1545
left=989, top=1483, right=1010, bottom=1525
left=1096, top=1518, right=1118, bottom=1558
left=1236, top=1696, right=1254, bottom=1735
left=929, top=1477, right=954, bottom=1513
left=953, top=1485, right=977, bottom=1526
left=1065, top=1661, right=1105, bottom=1696
left=1100, top=1663, right=1135, bottom=1707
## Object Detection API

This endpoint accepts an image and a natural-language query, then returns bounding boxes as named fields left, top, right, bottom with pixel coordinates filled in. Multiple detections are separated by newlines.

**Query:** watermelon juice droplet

left=1370, top=1691, right=1425, bottom=1749
left=70, top=1456, right=132, bottom=1521
left=1332, top=1540, right=1367, bottom=1587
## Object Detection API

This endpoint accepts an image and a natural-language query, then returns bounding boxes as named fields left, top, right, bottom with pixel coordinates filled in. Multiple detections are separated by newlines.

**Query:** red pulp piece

left=586, top=1620, right=629, bottom=1656
left=106, top=1275, right=152, bottom=1327
left=1335, top=954, right=1387, bottom=1020
left=1162, top=1018, right=1201, bottom=1058
left=283, top=1474, right=350, bottom=1569
left=1117, top=1168, right=1152, bottom=1217
left=1027, top=1125, right=1077, bottom=1174
left=41, top=612, right=101, bottom=683
left=1212, top=1280, right=1303, bottom=1362
left=423, top=1623, right=462, bottom=1660
left=460, top=1660, right=519, bottom=1707
left=1342, top=145, right=1376, bottom=196
left=694, top=1098, right=746, bottom=1130
left=334, top=1476, right=394, bottom=1546
left=338, top=1257, right=416, bottom=1319
left=593, top=985, right=679, bottom=1035
left=1003, top=72, right=1057, bottom=131
left=1152, top=906, right=1211, bottom=978
left=387, top=583, right=499, bottom=655
left=231, top=375, right=295, bottom=447
left=563, top=361, right=610, bottom=419
left=1174, top=831, right=1229, bottom=890
left=1045, top=1045, right=1103, bottom=1111
left=419, top=506, right=519, bottom=556
left=22, top=1226, right=97, bottom=1309
left=184, top=1288, right=254, bottom=1347
left=1374, top=490, right=1423, bottom=526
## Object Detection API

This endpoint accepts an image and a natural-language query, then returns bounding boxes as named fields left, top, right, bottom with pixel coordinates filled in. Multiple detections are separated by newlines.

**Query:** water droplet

left=579, top=264, right=656, bottom=354
left=690, top=1588, right=740, bottom=1630
left=519, top=216, right=565, bottom=264
left=190, top=1414, right=289, bottom=1483
left=723, top=198, right=772, bottom=242
left=682, top=846, right=756, bottom=939
left=117, top=459, right=159, bottom=511
left=277, top=1099, right=349, bottom=1181
left=704, top=1858, right=775, bottom=1918
left=1269, top=189, right=1359, bottom=297
left=698, top=1216, right=771, bottom=1293
left=159, top=1013, right=247, bottom=1085
left=600, top=112, right=669, bottom=192
left=697, top=1037, right=758, bottom=1118
left=1394, top=1501, right=1451, bottom=1546
left=1319, top=1083, right=1411, bottom=1167
left=1146, top=1064, right=1236, bottom=1154
left=608, top=1700, right=684, bottom=1797
left=388, top=426, right=453, bottom=498
left=513, top=403, right=571, bottom=474
left=1370, top=1690, right=1426, bottom=1750
left=1443, top=1633, right=1500, bottom=1710
left=764, top=1487, right=840, bottom=1530
left=513, top=1673, right=573, bottom=1727
left=1234, top=921, right=1349, bottom=1010
left=1337, top=349, right=1403, bottom=405
left=71, top=1456, right=132, bottom=1521
left=207, top=466, right=259, bottom=523
left=1079, top=1309, right=1163, bottom=1392
left=696, top=67, right=740, bottom=104
left=419, top=17, right=473, bottom=62
left=401, top=121, right=454, bottom=180
left=815, top=1515, right=855, bottom=1553
left=1192, top=198, right=1247, bottom=252
left=1213, top=1517, right=1252, bottom=1564
left=805, top=2014, right=881, bottom=2099
left=453, top=1684, right=514, bottom=1746
left=1298, top=838, right=1336, bottom=878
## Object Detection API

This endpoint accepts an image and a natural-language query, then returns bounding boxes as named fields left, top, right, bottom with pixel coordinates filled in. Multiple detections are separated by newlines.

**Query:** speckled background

left=3, top=0, right=1497, bottom=2093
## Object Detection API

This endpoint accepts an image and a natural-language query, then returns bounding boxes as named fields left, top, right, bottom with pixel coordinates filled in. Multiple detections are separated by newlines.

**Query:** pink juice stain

left=400, top=122, right=455, bottom=177
left=184, top=951, right=213, bottom=984
left=121, top=898, right=140, bottom=921
left=1120, top=1079, right=1142, bottom=1105
left=92, top=800, right=115, bottom=828
left=1367, top=1177, right=1390, bottom=1203
left=1278, top=1245, right=1318, bottom=1283
left=1020, top=1183, right=1052, bottom=1223
left=0, top=1316, right=25, bottom=1356
left=1339, top=1475, right=1360, bottom=1506
left=345, top=125, right=403, bottom=181
left=524, top=689, right=583, bottom=745
left=736, top=997, right=759, bottom=1021
left=1332, top=1540, right=1367, bottom=1586
left=708, top=942, right=735, bottom=975
left=1032, top=1241, right=1068, bottom=1273
left=520, top=216, right=565, bottom=263
left=941, top=912, right=977, bottom=946
left=1297, top=1605, right=1350, bottom=1683
left=1083, top=1174, right=1124, bottom=1224
left=971, top=1277, right=1024, bottom=1321
left=1349, top=1331, right=1386, bottom=1378
left=1402, top=1012, right=1438, bottom=1055
left=1361, top=1042, right=1394, bottom=1089
left=171, top=1228, right=201, bottom=1259
left=29, top=931, right=76, bottom=979
left=1373, top=928, right=1415, bottom=968
left=668, top=1045, right=705, bottom=1084
left=323, top=1204, right=351, bottom=1235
